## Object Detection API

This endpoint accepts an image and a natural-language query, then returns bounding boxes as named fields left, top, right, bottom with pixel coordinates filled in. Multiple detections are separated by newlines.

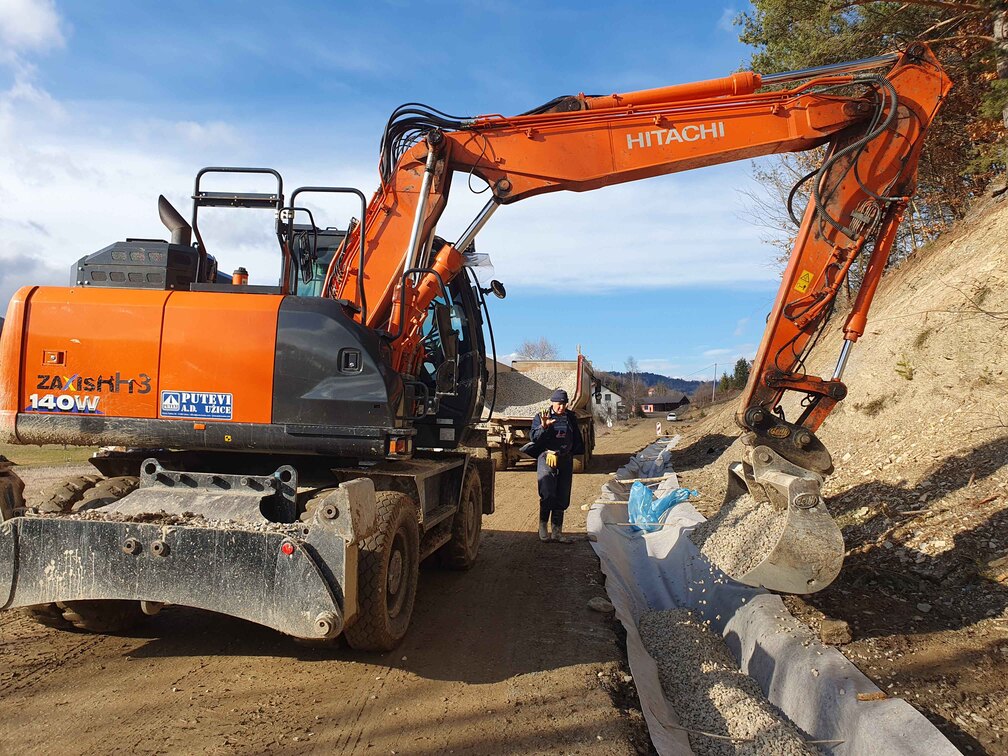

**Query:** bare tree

left=624, top=356, right=645, bottom=417
left=515, top=337, right=559, bottom=360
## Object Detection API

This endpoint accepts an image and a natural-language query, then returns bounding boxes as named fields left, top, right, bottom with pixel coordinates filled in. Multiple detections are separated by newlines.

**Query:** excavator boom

left=323, top=43, right=950, bottom=592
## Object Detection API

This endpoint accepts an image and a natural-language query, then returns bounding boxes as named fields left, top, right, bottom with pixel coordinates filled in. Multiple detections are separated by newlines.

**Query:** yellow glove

left=545, top=450, right=558, bottom=469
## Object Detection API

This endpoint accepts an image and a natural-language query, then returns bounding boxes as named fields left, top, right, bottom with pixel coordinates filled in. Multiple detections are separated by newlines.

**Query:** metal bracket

left=104, top=458, right=299, bottom=523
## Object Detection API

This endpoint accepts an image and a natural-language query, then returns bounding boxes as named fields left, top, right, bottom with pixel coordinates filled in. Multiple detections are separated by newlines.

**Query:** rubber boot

left=552, top=524, right=574, bottom=544
left=538, top=521, right=551, bottom=542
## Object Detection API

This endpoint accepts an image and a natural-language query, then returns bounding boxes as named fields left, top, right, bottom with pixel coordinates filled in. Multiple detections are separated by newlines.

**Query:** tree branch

left=832, top=0, right=985, bottom=12
left=927, top=34, right=996, bottom=44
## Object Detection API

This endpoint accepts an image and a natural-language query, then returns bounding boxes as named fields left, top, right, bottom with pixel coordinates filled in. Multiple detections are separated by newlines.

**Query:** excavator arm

left=324, top=44, right=950, bottom=592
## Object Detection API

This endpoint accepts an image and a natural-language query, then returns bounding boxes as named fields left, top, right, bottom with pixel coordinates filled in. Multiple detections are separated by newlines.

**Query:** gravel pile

left=638, top=608, right=816, bottom=755
left=689, top=494, right=788, bottom=578
left=488, top=367, right=578, bottom=417
left=34, top=509, right=306, bottom=535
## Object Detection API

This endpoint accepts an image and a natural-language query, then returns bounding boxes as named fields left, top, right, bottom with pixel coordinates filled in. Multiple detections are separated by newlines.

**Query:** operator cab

left=67, top=166, right=500, bottom=455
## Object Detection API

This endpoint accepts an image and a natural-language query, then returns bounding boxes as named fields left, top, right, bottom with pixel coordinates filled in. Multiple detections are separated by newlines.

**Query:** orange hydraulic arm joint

left=735, top=43, right=951, bottom=478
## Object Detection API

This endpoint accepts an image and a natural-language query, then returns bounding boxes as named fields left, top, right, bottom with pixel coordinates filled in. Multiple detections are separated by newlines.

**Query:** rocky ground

left=673, top=197, right=1008, bottom=754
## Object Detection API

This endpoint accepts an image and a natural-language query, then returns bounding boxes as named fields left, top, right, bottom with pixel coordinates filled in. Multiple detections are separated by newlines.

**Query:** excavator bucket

left=723, top=446, right=845, bottom=594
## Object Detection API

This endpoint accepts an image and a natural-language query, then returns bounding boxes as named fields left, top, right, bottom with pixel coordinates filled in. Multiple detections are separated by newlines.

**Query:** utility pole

left=712, top=362, right=717, bottom=402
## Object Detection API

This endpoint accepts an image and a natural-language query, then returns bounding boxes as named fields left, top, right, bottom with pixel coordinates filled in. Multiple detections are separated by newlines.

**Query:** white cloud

left=717, top=7, right=738, bottom=34
left=439, top=167, right=774, bottom=293
left=733, top=316, right=749, bottom=336
left=0, top=0, right=65, bottom=54
left=637, top=358, right=685, bottom=375
left=0, top=7, right=780, bottom=312
left=701, top=343, right=756, bottom=362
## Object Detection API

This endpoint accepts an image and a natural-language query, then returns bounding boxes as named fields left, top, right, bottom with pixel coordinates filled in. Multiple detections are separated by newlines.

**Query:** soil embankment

left=674, top=198, right=1008, bottom=754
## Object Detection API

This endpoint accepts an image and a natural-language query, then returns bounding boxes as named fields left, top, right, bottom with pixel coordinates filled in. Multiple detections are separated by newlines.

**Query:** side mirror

left=482, top=280, right=507, bottom=299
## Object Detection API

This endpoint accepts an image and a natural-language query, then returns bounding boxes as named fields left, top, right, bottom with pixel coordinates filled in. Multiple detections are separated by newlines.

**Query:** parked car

left=666, top=412, right=678, bottom=421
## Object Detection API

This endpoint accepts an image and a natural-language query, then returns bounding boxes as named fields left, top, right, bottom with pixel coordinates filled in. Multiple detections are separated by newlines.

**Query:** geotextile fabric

left=587, top=439, right=960, bottom=756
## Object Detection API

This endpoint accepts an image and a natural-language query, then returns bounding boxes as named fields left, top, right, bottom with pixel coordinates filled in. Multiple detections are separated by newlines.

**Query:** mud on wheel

left=22, top=474, right=146, bottom=634
left=0, top=455, right=25, bottom=520
left=437, top=464, right=483, bottom=570
left=343, top=490, right=419, bottom=652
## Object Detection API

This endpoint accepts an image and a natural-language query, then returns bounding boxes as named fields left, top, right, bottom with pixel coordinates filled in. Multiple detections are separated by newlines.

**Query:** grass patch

left=0, top=443, right=95, bottom=467
left=895, top=356, right=915, bottom=381
left=913, top=327, right=933, bottom=350
left=854, top=396, right=888, bottom=417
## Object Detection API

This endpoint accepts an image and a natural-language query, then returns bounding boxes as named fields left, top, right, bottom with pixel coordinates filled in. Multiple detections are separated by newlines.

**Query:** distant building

left=640, top=391, right=690, bottom=414
left=593, top=384, right=624, bottom=420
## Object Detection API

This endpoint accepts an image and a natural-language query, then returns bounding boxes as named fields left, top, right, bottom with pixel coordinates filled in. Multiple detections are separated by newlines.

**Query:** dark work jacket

left=530, top=408, right=585, bottom=458
left=530, top=408, right=585, bottom=509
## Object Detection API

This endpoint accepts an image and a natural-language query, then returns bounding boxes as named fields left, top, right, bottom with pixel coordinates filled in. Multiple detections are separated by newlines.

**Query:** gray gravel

left=487, top=367, right=579, bottom=417
left=689, top=494, right=788, bottom=578
left=638, top=608, right=816, bottom=755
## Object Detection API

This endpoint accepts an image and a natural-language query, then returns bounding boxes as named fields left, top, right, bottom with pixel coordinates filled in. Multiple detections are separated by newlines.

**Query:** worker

left=530, top=389, right=585, bottom=543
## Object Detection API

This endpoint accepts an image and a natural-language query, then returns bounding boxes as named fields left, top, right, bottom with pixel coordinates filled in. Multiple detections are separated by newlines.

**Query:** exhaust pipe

left=158, top=195, right=192, bottom=247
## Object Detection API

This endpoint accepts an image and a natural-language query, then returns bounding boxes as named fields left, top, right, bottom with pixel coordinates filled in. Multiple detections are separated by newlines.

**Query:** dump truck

left=0, top=46, right=951, bottom=648
left=483, top=356, right=598, bottom=472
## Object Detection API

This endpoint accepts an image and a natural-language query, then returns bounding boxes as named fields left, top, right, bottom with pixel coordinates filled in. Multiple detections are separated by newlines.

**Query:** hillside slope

left=671, top=196, right=1008, bottom=753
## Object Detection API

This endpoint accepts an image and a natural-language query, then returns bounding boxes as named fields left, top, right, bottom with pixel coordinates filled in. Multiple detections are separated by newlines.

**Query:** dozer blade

left=725, top=446, right=845, bottom=594
left=0, top=460, right=378, bottom=640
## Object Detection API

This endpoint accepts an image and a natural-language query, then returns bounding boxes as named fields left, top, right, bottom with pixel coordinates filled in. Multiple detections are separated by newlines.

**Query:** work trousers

left=537, top=454, right=573, bottom=527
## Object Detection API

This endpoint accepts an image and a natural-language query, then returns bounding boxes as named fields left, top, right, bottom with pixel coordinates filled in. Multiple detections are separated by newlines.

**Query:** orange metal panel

left=1, top=287, right=35, bottom=440
left=18, top=287, right=169, bottom=421
left=158, top=292, right=281, bottom=424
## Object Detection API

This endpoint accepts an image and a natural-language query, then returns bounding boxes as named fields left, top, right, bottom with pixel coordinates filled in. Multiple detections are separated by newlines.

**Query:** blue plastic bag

left=627, top=481, right=699, bottom=533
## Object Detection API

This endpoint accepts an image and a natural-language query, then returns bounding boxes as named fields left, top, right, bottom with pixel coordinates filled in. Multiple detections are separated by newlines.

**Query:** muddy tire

left=25, top=474, right=144, bottom=634
left=0, top=456, right=25, bottom=520
left=73, top=476, right=139, bottom=513
left=22, top=603, right=75, bottom=631
left=35, top=474, right=102, bottom=514
left=343, top=491, right=419, bottom=652
left=24, top=600, right=144, bottom=633
left=438, top=465, right=483, bottom=570
left=57, top=601, right=145, bottom=633
left=490, top=450, right=507, bottom=472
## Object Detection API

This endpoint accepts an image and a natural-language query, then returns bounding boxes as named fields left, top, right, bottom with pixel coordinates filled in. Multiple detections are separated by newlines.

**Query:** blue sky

left=0, top=0, right=783, bottom=379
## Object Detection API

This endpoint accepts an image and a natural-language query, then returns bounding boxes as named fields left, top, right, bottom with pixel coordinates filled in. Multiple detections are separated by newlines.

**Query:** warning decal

left=794, top=270, right=814, bottom=294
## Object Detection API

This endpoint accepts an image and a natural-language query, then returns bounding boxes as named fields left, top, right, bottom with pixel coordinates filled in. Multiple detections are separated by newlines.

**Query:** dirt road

left=0, top=423, right=658, bottom=755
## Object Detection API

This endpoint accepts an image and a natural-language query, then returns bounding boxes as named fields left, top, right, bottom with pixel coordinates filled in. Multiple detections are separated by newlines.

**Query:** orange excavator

left=0, top=44, right=950, bottom=647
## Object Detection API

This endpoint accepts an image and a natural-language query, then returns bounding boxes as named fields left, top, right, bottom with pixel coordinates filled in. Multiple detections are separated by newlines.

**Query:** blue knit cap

left=550, top=389, right=569, bottom=403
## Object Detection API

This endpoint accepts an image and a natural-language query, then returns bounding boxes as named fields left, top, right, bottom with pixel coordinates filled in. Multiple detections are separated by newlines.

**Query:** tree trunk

left=996, top=11, right=1008, bottom=129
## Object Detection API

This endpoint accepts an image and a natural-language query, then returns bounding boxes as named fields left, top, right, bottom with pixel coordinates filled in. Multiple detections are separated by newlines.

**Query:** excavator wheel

left=437, top=465, right=483, bottom=570
left=22, top=474, right=145, bottom=634
left=0, top=455, right=25, bottom=520
left=55, top=600, right=145, bottom=634
left=35, top=474, right=102, bottom=513
left=343, top=490, right=419, bottom=652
